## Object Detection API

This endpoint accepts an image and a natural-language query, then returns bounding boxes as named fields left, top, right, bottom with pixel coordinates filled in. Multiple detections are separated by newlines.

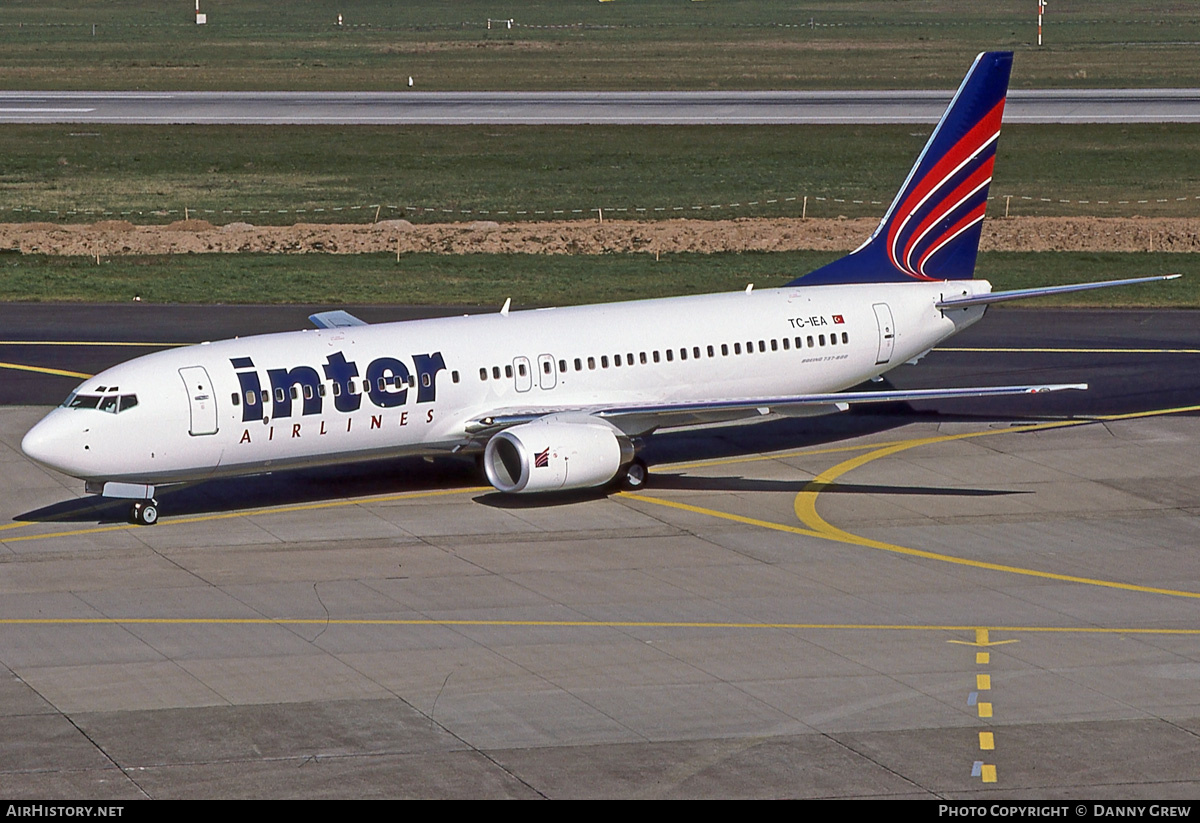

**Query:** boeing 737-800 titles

left=21, top=53, right=1176, bottom=525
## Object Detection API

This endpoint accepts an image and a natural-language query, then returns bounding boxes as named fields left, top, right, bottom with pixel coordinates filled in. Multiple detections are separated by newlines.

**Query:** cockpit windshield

left=62, top=393, right=138, bottom=414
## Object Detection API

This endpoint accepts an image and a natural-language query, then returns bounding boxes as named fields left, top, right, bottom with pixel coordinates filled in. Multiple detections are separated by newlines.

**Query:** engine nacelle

left=483, top=416, right=634, bottom=493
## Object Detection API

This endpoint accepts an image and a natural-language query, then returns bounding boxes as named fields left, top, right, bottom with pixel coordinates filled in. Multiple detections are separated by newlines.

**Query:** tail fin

left=791, top=51, right=1012, bottom=286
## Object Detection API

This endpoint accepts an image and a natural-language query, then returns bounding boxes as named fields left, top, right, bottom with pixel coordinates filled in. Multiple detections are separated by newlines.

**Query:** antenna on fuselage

left=500, top=298, right=511, bottom=316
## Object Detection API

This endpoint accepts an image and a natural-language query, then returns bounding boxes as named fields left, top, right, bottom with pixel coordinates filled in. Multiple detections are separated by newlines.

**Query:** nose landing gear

left=129, top=499, right=159, bottom=526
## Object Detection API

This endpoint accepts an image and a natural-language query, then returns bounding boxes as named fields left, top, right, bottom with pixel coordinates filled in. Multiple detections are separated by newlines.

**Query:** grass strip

left=0, top=251, right=1191, bottom=308
left=1, top=1, right=1199, bottom=90
left=3, top=124, right=1199, bottom=223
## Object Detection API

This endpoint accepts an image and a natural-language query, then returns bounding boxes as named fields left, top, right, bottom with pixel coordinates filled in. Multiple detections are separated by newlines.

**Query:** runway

left=2, top=89, right=1200, bottom=124
left=2, top=306, right=1200, bottom=798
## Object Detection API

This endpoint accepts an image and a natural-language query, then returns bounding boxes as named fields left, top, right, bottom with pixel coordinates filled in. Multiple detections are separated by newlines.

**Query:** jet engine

left=483, top=416, right=636, bottom=493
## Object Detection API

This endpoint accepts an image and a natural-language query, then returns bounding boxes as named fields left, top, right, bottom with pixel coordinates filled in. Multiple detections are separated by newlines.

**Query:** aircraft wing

left=309, top=310, right=369, bottom=329
left=465, top=382, right=1087, bottom=437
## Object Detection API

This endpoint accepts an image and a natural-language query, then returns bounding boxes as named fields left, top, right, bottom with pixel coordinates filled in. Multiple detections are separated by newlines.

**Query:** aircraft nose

left=22, top=412, right=85, bottom=476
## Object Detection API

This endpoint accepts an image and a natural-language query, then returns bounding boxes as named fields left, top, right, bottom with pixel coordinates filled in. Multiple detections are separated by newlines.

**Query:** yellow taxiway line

left=0, top=341, right=187, bottom=347
left=2, top=618, right=1200, bottom=635
left=625, top=403, right=1200, bottom=602
left=1, top=486, right=487, bottom=544
left=0, top=360, right=92, bottom=379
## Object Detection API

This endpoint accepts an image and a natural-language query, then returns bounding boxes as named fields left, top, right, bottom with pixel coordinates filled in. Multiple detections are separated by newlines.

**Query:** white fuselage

left=21, top=279, right=989, bottom=486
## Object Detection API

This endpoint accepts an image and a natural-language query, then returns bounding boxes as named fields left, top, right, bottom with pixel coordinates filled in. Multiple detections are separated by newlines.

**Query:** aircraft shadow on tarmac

left=16, top=404, right=1040, bottom=524
left=642, top=474, right=1029, bottom=497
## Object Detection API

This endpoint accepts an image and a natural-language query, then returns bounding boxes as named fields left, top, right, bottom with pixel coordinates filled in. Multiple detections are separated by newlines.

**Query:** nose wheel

left=129, top=499, right=159, bottom=526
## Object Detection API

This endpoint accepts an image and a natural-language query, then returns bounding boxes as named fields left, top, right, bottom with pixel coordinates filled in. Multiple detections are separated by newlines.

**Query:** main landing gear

left=129, top=499, right=159, bottom=526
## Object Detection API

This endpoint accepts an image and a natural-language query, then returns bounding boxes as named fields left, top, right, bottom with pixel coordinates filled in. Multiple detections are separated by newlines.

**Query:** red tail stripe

left=886, top=97, right=1006, bottom=268
left=916, top=202, right=988, bottom=275
left=902, top=156, right=995, bottom=270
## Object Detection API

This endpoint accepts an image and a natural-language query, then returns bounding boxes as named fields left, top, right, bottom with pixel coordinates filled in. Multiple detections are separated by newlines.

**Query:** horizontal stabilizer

left=309, top=310, right=369, bottom=329
left=937, top=275, right=1180, bottom=309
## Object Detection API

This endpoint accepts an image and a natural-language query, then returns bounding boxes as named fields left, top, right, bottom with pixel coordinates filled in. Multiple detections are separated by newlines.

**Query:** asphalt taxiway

left=2, top=306, right=1200, bottom=798
left=2, top=89, right=1200, bottom=124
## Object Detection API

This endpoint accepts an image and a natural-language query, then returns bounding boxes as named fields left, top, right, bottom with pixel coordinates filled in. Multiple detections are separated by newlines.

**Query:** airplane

left=21, top=51, right=1177, bottom=526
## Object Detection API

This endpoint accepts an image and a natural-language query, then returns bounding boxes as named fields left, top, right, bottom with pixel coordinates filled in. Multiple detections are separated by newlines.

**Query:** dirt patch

left=0, top=216, right=1196, bottom=257
left=88, top=220, right=136, bottom=233
left=164, top=219, right=216, bottom=232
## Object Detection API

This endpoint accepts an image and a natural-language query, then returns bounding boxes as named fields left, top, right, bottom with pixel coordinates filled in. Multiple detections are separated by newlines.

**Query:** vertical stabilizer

left=791, top=51, right=1012, bottom=286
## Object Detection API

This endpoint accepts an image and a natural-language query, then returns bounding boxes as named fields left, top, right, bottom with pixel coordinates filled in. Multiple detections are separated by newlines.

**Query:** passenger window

left=559, top=359, right=567, bottom=372
left=304, top=385, right=315, bottom=399
left=679, top=349, right=686, bottom=361
left=653, top=351, right=660, bottom=363
left=422, top=374, right=431, bottom=387
left=505, top=365, right=513, bottom=378
left=807, top=336, right=814, bottom=347
left=318, top=384, right=326, bottom=397
left=614, top=354, right=622, bottom=367
left=829, top=334, right=836, bottom=346
left=291, top=386, right=299, bottom=400
left=758, top=341, right=766, bottom=352
left=842, top=332, right=849, bottom=344
left=795, top=337, right=803, bottom=348
left=275, top=388, right=286, bottom=403
left=782, top=338, right=790, bottom=350
left=771, top=339, right=778, bottom=351
left=819, top=335, right=826, bottom=346
left=588, top=357, right=596, bottom=370
left=543, top=361, right=552, bottom=374
left=493, top=366, right=501, bottom=380
left=232, top=392, right=241, bottom=406
left=245, top=390, right=257, bottom=406
left=734, top=343, right=742, bottom=355
left=332, top=383, right=341, bottom=397
left=452, top=371, right=460, bottom=383
left=601, top=356, right=608, bottom=368
left=480, top=368, right=488, bottom=381
left=640, top=352, right=647, bottom=364
left=574, top=358, right=582, bottom=371
left=518, top=363, right=527, bottom=376
left=721, top=344, right=729, bottom=356
left=666, top=350, right=674, bottom=362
